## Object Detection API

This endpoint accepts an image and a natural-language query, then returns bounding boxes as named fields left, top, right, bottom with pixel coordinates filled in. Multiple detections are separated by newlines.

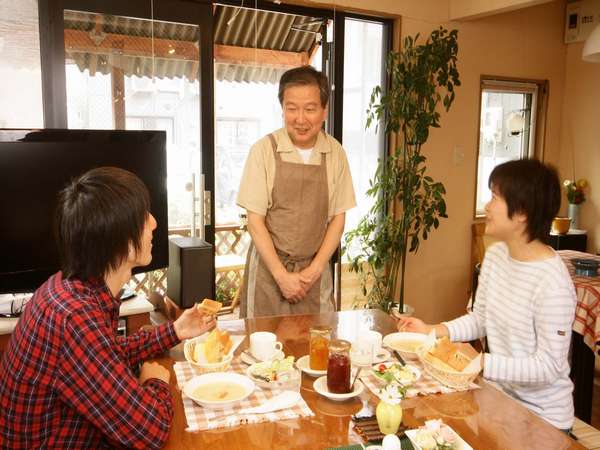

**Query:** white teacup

left=249, top=332, right=283, bottom=361
left=365, top=330, right=383, bottom=356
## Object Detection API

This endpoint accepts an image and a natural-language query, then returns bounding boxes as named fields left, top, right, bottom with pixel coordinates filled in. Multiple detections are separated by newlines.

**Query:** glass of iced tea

left=327, top=339, right=351, bottom=394
left=309, top=325, right=331, bottom=370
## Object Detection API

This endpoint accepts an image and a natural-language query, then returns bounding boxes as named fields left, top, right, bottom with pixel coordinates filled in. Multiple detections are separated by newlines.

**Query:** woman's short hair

left=278, top=65, right=329, bottom=107
left=56, top=166, right=150, bottom=280
left=488, top=158, right=560, bottom=243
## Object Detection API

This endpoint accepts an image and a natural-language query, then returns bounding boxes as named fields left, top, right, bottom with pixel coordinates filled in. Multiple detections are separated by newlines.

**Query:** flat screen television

left=0, top=129, right=169, bottom=294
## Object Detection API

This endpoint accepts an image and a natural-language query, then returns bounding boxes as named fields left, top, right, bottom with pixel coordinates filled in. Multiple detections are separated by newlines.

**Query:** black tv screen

left=0, top=129, right=169, bottom=294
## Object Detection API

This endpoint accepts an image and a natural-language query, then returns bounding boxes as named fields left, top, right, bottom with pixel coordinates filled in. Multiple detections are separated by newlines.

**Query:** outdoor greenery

left=344, top=27, right=460, bottom=313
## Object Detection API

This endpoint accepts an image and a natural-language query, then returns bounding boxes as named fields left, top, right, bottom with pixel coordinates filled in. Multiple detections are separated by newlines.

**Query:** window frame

left=474, top=75, right=549, bottom=218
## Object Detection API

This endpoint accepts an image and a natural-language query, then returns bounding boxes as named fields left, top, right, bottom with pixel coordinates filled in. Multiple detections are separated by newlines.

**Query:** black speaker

left=167, top=236, right=214, bottom=308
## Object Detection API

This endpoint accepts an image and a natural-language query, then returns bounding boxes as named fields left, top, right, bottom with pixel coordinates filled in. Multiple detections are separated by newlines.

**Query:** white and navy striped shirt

left=445, top=242, right=576, bottom=429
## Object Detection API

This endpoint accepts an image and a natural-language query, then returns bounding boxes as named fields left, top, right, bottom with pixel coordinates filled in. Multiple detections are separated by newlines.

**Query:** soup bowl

left=183, top=372, right=255, bottom=409
left=382, top=332, right=427, bottom=355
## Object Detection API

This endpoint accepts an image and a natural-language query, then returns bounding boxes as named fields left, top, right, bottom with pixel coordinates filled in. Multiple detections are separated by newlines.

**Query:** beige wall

left=397, top=1, right=567, bottom=323
left=299, top=0, right=448, bottom=21
left=449, top=0, right=554, bottom=20
left=556, top=42, right=600, bottom=254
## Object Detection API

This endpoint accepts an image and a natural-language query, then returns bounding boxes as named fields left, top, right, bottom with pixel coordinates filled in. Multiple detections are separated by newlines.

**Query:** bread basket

left=183, top=333, right=244, bottom=374
left=418, top=353, right=479, bottom=390
left=416, top=334, right=481, bottom=390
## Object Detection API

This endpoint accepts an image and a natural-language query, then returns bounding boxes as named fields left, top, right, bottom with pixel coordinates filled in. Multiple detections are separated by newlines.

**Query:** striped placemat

left=174, top=360, right=314, bottom=431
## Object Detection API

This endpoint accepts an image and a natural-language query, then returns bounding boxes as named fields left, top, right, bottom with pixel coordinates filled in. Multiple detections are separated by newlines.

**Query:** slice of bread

left=202, top=328, right=232, bottom=363
left=198, top=298, right=222, bottom=315
left=429, top=337, right=477, bottom=372
left=203, top=329, right=221, bottom=363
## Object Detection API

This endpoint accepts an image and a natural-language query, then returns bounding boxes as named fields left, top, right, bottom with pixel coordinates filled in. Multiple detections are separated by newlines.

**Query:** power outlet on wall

left=453, top=146, right=465, bottom=165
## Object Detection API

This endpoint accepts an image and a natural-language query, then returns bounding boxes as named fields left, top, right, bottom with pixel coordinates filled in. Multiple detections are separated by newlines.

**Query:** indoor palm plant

left=344, top=27, right=460, bottom=313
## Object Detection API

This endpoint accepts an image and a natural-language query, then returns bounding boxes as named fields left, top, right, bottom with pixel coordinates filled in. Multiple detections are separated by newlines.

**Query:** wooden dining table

left=156, top=309, right=584, bottom=450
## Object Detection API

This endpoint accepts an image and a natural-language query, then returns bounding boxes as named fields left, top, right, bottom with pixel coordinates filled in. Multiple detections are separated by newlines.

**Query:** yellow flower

left=577, top=179, right=588, bottom=189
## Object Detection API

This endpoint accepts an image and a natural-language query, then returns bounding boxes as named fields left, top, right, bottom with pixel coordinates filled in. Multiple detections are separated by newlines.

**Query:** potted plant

left=344, top=27, right=460, bottom=313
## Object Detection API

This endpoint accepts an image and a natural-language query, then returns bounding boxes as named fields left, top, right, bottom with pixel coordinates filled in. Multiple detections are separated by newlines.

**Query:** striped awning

left=63, top=6, right=323, bottom=84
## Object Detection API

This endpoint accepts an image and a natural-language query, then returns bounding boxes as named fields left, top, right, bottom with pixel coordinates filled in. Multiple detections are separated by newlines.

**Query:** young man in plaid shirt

left=0, top=167, right=216, bottom=449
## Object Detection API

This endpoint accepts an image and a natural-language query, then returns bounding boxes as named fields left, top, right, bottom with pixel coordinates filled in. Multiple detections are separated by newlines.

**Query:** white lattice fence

left=125, top=224, right=248, bottom=306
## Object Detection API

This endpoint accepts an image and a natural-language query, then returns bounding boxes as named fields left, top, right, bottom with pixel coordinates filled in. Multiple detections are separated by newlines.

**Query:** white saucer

left=240, top=349, right=285, bottom=365
left=296, top=355, right=327, bottom=377
left=351, top=348, right=391, bottom=366
left=313, top=375, right=363, bottom=401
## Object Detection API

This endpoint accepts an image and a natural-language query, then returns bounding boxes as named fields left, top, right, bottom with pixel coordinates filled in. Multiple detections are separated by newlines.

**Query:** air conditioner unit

left=565, top=0, right=600, bottom=44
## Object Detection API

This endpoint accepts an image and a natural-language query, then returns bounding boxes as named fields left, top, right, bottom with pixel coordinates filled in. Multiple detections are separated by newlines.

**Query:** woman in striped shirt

left=398, top=159, right=576, bottom=430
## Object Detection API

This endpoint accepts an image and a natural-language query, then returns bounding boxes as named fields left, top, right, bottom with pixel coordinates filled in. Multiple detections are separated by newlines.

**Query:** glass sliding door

left=47, top=0, right=215, bottom=299
left=63, top=10, right=202, bottom=230
left=340, top=16, right=389, bottom=309
left=0, top=0, right=43, bottom=128
left=212, top=4, right=331, bottom=308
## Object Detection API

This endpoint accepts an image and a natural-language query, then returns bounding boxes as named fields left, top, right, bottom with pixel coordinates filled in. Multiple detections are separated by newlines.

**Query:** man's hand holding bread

left=172, top=298, right=218, bottom=340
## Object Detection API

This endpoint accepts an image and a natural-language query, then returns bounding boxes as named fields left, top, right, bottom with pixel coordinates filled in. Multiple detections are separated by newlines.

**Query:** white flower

left=415, top=430, right=437, bottom=449
left=415, top=420, right=456, bottom=449
left=379, top=382, right=404, bottom=405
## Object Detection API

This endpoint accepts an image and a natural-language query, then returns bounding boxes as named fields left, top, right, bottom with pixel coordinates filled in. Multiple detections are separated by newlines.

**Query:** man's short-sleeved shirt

left=236, top=128, right=356, bottom=218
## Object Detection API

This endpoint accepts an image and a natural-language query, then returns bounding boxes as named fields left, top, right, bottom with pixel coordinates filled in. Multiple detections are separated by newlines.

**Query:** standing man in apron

left=237, top=66, right=356, bottom=318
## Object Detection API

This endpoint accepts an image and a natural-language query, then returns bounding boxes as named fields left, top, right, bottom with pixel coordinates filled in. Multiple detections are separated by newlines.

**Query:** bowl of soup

left=383, top=332, right=427, bottom=355
left=183, top=372, right=255, bottom=409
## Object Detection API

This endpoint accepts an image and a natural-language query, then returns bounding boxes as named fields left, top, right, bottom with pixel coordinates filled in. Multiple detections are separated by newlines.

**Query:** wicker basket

left=184, top=338, right=233, bottom=374
left=419, top=354, right=479, bottom=390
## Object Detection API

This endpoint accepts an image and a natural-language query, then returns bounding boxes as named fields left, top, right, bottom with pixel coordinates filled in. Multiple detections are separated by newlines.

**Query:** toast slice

left=429, top=337, right=477, bottom=372
left=203, top=328, right=232, bottom=363
left=198, top=298, right=222, bottom=315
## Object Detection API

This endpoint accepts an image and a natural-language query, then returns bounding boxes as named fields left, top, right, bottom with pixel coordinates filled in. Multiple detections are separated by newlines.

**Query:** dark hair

left=488, top=159, right=560, bottom=243
left=56, top=166, right=150, bottom=280
left=278, top=65, right=329, bottom=107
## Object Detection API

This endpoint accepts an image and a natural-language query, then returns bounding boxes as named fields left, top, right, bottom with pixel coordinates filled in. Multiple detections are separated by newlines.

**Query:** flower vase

left=568, top=203, right=580, bottom=230
left=376, top=400, right=403, bottom=435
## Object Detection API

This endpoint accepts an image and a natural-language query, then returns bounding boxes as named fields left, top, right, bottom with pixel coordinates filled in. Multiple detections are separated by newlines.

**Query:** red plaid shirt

left=0, top=272, right=180, bottom=449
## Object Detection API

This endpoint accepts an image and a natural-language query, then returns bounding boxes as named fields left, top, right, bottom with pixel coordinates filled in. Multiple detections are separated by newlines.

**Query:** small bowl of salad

left=372, top=362, right=421, bottom=387
left=246, top=356, right=300, bottom=390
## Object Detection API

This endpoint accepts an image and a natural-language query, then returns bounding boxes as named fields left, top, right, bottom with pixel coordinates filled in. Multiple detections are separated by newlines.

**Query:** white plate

left=405, top=426, right=473, bottom=450
left=383, top=332, right=427, bottom=355
left=183, top=372, right=255, bottom=409
left=296, top=354, right=327, bottom=377
left=371, top=361, right=421, bottom=386
left=351, top=347, right=391, bottom=366
left=184, top=334, right=245, bottom=370
left=245, top=363, right=300, bottom=390
left=240, top=349, right=285, bottom=365
left=313, top=375, right=363, bottom=401
left=373, top=348, right=391, bottom=364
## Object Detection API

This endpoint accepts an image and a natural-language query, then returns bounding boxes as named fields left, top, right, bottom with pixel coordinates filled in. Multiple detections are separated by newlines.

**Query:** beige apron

left=240, top=133, right=334, bottom=318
